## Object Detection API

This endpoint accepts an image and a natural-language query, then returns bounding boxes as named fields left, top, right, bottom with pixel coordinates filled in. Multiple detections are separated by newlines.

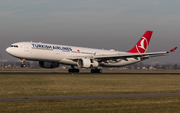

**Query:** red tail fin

left=127, top=30, right=153, bottom=53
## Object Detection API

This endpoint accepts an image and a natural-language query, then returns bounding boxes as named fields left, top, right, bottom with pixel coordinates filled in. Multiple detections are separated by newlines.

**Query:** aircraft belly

left=101, top=58, right=141, bottom=67
left=59, top=59, right=77, bottom=65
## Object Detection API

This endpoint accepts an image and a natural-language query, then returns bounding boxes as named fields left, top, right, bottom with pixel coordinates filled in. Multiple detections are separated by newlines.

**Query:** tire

left=68, top=69, right=79, bottom=73
left=91, top=69, right=102, bottom=73
left=21, top=64, right=26, bottom=68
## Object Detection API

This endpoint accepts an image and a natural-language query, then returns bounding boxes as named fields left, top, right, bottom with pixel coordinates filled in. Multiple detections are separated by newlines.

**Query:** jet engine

left=39, top=61, right=59, bottom=68
left=77, top=58, right=99, bottom=68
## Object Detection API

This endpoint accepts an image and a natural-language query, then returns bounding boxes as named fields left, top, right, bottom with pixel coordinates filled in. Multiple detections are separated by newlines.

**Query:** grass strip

left=0, top=97, right=180, bottom=113
left=0, top=74, right=180, bottom=97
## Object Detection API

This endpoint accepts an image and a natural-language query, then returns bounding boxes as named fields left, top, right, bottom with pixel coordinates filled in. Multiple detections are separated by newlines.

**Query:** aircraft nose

left=6, top=47, right=10, bottom=53
left=6, top=47, right=18, bottom=57
left=6, top=47, right=12, bottom=54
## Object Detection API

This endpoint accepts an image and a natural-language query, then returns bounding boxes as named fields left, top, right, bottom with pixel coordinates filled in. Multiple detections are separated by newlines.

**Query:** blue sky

left=0, top=0, right=180, bottom=64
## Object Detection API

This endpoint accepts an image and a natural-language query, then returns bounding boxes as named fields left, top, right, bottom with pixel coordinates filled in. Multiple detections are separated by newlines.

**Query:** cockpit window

left=11, top=45, right=18, bottom=48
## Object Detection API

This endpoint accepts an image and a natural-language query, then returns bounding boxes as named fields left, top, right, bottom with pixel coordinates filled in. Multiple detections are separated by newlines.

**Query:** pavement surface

left=0, top=72, right=180, bottom=75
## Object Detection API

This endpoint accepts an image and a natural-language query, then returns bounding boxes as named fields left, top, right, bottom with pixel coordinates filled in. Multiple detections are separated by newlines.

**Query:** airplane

left=6, top=30, right=177, bottom=73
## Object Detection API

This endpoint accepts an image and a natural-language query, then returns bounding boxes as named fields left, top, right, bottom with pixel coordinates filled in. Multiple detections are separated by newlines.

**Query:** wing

left=67, top=47, right=177, bottom=62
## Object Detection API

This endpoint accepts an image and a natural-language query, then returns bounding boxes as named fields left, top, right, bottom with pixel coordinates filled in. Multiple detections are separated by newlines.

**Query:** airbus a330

left=6, top=31, right=177, bottom=73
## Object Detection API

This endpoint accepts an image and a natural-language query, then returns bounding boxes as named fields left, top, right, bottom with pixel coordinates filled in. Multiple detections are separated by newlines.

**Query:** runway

left=0, top=93, right=180, bottom=101
left=0, top=72, right=180, bottom=75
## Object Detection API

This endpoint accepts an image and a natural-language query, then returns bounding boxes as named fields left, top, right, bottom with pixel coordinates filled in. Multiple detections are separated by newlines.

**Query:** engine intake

left=77, top=58, right=99, bottom=68
left=39, top=61, right=59, bottom=68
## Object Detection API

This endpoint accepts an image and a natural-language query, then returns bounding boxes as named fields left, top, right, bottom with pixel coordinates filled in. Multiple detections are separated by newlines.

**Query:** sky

left=0, top=0, right=180, bottom=64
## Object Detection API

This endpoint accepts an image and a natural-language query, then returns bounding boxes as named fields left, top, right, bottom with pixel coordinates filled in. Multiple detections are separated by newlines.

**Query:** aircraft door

left=24, top=44, right=29, bottom=52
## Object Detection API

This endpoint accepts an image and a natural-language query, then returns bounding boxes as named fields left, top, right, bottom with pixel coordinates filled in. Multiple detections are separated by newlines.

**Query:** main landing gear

left=91, top=69, right=102, bottom=73
left=68, top=66, right=102, bottom=73
left=68, top=65, right=79, bottom=73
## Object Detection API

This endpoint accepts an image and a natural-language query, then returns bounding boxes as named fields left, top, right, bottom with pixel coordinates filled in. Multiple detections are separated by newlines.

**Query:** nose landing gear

left=20, top=59, right=26, bottom=68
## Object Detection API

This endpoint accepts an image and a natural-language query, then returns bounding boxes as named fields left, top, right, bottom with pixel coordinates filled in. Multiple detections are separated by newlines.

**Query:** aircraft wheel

left=68, top=69, right=79, bottom=73
left=98, top=69, right=102, bottom=73
left=75, top=69, right=79, bottom=73
left=91, top=69, right=102, bottom=73
left=21, top=64, right=26, bottom=68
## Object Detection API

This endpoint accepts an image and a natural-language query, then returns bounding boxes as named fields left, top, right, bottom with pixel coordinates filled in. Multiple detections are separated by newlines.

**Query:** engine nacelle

left=39, top=61, right=59, bottom=68
left=77, top=58, right=99, bottom=68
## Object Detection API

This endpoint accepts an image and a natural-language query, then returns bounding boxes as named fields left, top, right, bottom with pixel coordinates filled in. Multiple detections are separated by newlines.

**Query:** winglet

left=168, top=47, right=177, bottom=53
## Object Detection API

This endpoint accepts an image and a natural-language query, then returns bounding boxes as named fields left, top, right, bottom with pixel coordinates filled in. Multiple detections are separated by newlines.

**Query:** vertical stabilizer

left=127, top=30, right=153, bottom=53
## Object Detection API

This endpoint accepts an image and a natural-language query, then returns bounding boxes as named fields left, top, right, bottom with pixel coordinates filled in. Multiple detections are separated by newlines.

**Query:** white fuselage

left=6, top=42, right=142, bottom=67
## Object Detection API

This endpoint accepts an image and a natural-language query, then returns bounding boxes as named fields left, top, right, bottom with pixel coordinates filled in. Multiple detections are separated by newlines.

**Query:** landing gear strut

left=91, top=69, right=102, bottom=73
left=68, top=65, right=79, bottom=73
left=21, top=59, right=26, bottom=68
